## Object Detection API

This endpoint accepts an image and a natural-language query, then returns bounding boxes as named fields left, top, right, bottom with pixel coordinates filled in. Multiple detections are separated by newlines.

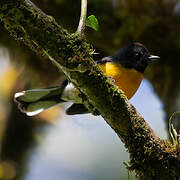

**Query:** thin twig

left=76, top=0, right=87, bottom=35
left=168, top=111, right=180, bottom=146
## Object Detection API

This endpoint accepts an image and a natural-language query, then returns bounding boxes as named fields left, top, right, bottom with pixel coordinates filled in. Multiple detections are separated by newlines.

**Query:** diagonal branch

left=0, top=0, right=180, bottom=179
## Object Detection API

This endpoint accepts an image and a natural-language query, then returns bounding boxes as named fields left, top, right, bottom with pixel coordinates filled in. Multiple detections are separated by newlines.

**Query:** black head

left=112, top=43, right=160, bottom=73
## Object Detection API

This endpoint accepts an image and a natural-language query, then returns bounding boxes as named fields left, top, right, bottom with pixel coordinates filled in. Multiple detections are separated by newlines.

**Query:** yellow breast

left=98, top=62, right=143, bottom=99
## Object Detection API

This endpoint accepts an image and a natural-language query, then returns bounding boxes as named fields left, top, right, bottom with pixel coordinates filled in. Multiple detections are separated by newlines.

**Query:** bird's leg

left=108, top=76, right=115, bottom=84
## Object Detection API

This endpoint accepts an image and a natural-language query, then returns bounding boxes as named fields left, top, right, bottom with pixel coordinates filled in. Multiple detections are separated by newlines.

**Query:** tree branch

left=0, top=0, right=180, bottom=179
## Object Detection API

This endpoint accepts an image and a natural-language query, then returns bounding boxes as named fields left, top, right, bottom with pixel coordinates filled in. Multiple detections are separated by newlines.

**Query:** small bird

left=14, top=43, right=159, bottom=116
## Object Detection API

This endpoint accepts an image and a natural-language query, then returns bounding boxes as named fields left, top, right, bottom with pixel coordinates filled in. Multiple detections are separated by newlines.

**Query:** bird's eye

left=135, top=52, right=140, bottom=57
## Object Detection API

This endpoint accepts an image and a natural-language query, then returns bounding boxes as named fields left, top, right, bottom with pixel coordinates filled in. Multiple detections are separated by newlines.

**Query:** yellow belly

left=98, top=62, right=143, bottom=99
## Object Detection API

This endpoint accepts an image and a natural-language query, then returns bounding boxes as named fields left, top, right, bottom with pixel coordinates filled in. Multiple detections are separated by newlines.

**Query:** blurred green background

left=0, top=0, right=180, bottom=179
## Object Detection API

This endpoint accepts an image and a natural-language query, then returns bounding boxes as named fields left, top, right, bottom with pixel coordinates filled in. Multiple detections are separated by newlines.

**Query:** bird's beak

left=148, top=55, right=160, bottom=61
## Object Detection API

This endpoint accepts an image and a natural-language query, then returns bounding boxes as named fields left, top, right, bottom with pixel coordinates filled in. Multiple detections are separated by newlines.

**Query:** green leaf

left=86, top=15, right=99, bottom=31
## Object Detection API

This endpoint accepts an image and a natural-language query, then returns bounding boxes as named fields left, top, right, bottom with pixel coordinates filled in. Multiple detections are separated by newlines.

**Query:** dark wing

left=66, top=103, right=101, bottom=116
left=95, top=56, right=113, bottom=64
left=66, top=103, right=89, bottom=115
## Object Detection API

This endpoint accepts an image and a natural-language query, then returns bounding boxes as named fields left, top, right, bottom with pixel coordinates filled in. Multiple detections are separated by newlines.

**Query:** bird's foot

left=108, top=76, right=115, bottom=84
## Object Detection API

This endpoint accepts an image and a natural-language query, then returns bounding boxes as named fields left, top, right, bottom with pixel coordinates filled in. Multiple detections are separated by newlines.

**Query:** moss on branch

left=0, top=0, right=180, bottom=179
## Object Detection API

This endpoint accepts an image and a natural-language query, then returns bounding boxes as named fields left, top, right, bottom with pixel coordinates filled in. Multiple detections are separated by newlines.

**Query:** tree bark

left=0, top=0, right=180, bottom=179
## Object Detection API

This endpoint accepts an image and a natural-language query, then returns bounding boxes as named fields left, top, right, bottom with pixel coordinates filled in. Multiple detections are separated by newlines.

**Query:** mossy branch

left=0, top=0, right=180, bottom=179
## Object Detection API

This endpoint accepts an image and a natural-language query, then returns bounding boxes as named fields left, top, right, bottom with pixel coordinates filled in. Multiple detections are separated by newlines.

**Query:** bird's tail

left=14, top=82, right=67, bottom=116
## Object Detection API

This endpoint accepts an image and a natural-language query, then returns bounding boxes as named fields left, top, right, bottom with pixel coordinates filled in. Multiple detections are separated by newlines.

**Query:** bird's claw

left=108, top=76, right=115, bottom=84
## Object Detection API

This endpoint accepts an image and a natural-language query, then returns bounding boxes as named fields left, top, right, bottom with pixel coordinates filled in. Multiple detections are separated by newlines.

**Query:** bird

left=14, top=42, right=160, bottom=116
